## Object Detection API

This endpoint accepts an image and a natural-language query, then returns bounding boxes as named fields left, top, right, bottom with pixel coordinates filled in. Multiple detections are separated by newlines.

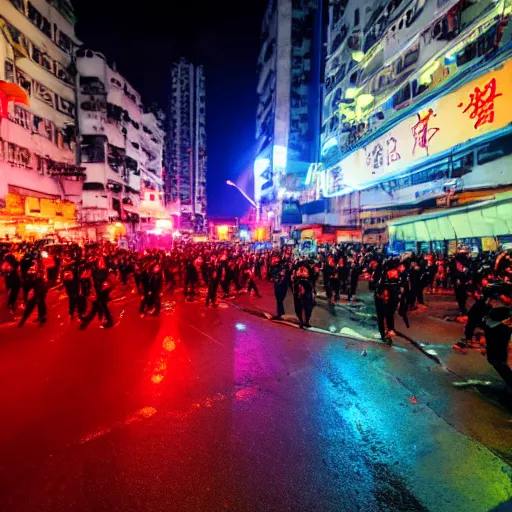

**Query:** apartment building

left=254, top=0, right=324, bottom=233
left=76, top=48, right=144, bottom=224
left=0, top=0, right=83, bottom=239
left=302, top=0, right=512, bottom=249
left=167, top=58, right=207, bottom=233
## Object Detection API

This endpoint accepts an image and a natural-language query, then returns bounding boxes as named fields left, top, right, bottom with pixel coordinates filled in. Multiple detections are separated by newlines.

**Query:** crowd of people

left=1, top=239, right=511, bottom=388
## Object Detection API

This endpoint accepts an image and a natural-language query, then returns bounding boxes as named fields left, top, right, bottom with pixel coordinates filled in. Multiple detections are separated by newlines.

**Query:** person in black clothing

left=184, top=257, right=198, bottom=299
left=293, top=265, right=314, bottom=328
left=148, top=263, right=163, bottom=315
left=119, top=257, right=131, bottom=285
left=77, top=263, right=92, bottom=320
left=271, top=259, right=288, bottom=319
left=139, top=261, right=152, bottom=316
left=2, top=254, right=21, bottom=314
left=134, top=260, right=145, bottom=295
left=347, top=257, right=362, bottom=303
left=459, top=286, right=491, bottom=347
left=375, top=285, right=395, bottom=344
left=454, top=251, right=471, bottom=315
left=338, top=257, right=349, bottom=296
left=62, top=259, right=80, bottom=320
left=245, top=261, right=261, bottom=297
left=80, top=257, right=113, bottom=329
left=219, top=256, right=231, bottom=298
left=205, top=259, right=220, bottom=307
left=374, top=261, right=403, bottom=343
left=482, top=291, right=512, bottom=390
left=18, top=261, right=47, bottom=327
left=408, top=262, right=422, bottom=310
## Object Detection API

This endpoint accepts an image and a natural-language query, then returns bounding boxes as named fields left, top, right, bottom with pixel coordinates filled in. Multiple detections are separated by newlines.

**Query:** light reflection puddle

left=78, top=387, right=258, bottom=445
left=79, top=406, right=157, bottom=444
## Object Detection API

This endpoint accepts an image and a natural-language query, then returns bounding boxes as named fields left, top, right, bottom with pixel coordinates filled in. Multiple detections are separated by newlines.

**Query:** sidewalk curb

left=315, top=296, right=378, bottom=322
left=396, top=330, right=443, bottom=365
left=315, top=294, right=443, bottom=365
left=229, top=301, right=385, bottom=346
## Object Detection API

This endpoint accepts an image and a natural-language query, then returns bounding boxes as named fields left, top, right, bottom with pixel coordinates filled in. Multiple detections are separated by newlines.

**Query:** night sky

left=72, top=0, right=267, bottom=218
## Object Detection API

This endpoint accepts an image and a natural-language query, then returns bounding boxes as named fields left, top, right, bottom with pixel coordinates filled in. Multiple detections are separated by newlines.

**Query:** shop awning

left=388, top=191, right=512, bottom=243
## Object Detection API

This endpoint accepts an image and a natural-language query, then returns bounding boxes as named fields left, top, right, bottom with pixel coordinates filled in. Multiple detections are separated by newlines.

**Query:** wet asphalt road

left=0, top=289, right=511, bottom=512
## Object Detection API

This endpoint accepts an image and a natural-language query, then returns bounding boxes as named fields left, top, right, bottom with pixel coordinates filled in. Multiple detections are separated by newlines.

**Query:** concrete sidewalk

left=233, top=279, right=506, bottom=389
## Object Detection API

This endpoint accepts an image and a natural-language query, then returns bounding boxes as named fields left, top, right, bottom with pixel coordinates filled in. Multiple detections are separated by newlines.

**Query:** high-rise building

left=254, top=0, right=325, bottom=234
left=76, top=51, right=166, bottom=228
left=0, top=0, right=84, bottom=239
left=167, top=58, right=207, bottom=233
left=302, top=0, right=512, bottom=249
left=76, top=49, right=143, bottom=223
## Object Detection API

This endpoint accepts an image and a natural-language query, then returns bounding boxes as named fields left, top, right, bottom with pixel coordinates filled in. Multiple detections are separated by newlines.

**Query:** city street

left=0, top=286, right=511, bottom=512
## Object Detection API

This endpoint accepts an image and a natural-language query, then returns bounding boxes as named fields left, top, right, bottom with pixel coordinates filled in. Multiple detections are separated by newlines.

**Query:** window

left=5, top=61, right=15, bottom=82
left=27, top=2, right=51, bottom=38
left=349, top=70, right=360, bottom=86
left=354, top=8, right=360, bottom=26
left=58, top=30, right=74, bottom=54
left=81, top=98, right=105, bottom=112
left=41, top=53, right=53, bottom=73
left=80, top=76, right=105, bottom=95
left=108, top=144, right=126, bottom=173
left=83, top=183, right=105, bottom=191
left=456, top=42, right=477, bottom=66
left=404, top=47, right=419, bottom=68
left=477, top=134, right=512, bottom=165
left=125, top=156, right=138, bottom=174
left=392, top=83, right=410, bottom=107
left=81, top=135, right=106, bottom=163
left=12, top=105, right=31, bottom=129
left=477, top=25, right=497, bottom=57
left=452, top=152, right=474, bottom=176
left=10, top=0, right=24, bottom=10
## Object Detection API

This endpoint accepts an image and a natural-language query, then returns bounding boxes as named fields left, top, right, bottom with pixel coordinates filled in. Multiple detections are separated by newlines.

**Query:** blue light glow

left=235, top=323, right=247, bottom=331
left=254, top=158, right=270, bottom=175
left=273, top=145, right=287, bottom=168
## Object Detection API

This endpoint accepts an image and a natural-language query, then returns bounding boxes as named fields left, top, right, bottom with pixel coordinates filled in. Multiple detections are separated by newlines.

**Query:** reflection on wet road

left=0, top=292, right=510, bottom=511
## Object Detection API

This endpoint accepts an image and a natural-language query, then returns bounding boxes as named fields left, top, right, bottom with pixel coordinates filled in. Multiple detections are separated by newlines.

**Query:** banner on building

left=323, top=59, right=512, bottom=195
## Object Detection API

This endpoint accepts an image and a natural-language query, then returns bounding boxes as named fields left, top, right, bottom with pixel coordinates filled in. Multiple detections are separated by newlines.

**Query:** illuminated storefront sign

left=25, top=197, right=76, bottom=219
left=322, top=59, right=512, bottom=194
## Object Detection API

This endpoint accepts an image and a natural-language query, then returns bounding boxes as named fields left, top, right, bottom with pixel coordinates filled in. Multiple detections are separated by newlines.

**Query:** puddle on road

left=80, top=406, right=158, bottom=444
left=78, top=387, right=258, bottom=445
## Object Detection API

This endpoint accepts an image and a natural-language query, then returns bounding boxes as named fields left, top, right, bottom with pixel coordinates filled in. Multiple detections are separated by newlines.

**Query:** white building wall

left=77, top=50, right=144, bottom=221
left=0, top=0, right=82, bottom=210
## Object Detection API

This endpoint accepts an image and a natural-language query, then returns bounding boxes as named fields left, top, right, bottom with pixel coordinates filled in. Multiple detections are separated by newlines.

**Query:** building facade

left=0, top=0, right=84, bottom=239
left=302, top=0, right=512, bottom=249
left=76, top=49, right=145, bottom=223
left=139, top=107, right=165, bottom=210
left=254, top=0, right=325, bottom=234
left=167, top=58, right=207, bottom=233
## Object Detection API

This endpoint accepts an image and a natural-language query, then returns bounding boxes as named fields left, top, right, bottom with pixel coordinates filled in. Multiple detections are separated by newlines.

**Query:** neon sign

left=315, top=61, right=512, bottom=194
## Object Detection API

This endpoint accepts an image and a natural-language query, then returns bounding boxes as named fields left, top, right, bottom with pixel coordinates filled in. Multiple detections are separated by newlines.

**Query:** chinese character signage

left=457, top=77, right=502, bottom=129
left=335, top=59, right=511, bottom=192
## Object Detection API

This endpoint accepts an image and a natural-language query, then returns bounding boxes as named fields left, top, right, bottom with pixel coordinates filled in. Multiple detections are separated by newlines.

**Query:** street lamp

left=226, top=180, right=256, bottom=208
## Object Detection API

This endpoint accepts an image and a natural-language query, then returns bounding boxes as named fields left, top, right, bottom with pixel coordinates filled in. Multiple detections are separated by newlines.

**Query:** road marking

left=184, top=321, right=226, bottom=348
